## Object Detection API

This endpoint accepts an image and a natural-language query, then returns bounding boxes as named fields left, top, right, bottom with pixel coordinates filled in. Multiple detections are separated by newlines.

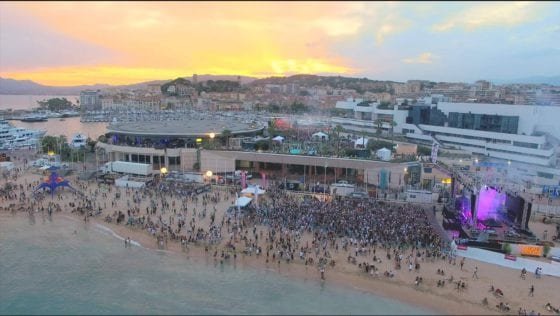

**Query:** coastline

left=1, top=211, right=494, bottom=315
left=1, top=165, right=557, bottom=316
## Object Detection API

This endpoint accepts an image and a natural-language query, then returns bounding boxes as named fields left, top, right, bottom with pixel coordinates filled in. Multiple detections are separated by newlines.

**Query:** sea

left=0, top=94, right=107, bottom=140
left=0, top=215, right=433, bottom=315
left=0, top=94, right=80, bottom=111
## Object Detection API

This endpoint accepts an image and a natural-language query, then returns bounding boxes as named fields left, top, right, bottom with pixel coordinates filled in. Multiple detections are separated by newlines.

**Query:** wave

left=93, top=223, right=143, bottom=248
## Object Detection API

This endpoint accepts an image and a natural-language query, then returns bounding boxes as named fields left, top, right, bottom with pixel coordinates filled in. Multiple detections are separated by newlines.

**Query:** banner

left=431, top=142, right=439, bottom=163
left=504, top=254, right=517, bottom=261
left=241, top=171, right=247, bottom=189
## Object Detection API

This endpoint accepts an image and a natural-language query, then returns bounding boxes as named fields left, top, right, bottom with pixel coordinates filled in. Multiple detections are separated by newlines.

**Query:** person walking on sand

left=472, top=266, right=478, bottom=279
left=529, top=285, right=534, bottom=297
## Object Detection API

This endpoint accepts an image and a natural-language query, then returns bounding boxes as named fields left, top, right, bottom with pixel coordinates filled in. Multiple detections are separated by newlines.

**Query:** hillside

left=0, top=75, right=257, bottom=95
left=0, top=77, right=111, bottom=95
left=250, top=74, right=402, bottom=94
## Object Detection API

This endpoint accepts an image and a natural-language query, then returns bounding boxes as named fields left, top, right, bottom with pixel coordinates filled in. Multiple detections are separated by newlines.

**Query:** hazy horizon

left=1, top=1, right=559, bottom=86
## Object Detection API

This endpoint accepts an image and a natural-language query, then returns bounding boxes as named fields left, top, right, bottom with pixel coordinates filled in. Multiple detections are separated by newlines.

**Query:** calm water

left=0, top=94, right=79, bottom=111
left=10, top=117, right=107, bottom=140
left=0, top=215, right=433, bottom=315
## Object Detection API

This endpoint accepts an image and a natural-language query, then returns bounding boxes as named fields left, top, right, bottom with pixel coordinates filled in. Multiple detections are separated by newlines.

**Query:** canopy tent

left=376, top=147, right=392, bottom=161
left=311, top=132, right=329, bottom=141
left=241, top=185, right=266, bottom=195
left=272, top=136, right=285, bottom=143
left=235, top=196, right=253, bottom=208
left=354, top=137, right=369, bottom=149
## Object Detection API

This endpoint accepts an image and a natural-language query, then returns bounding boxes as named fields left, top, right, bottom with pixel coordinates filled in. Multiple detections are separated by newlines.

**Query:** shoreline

left=2, top=211, right=496, bottom=315
left=1, top=162, right=557, bottom=316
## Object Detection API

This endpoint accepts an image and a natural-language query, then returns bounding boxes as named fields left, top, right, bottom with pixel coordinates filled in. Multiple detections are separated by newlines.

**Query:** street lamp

left=209, top=132, right=215, bottom=149
left=206, top=170, right=213, bottom=177
left=160, top=167, right=168, bottom=176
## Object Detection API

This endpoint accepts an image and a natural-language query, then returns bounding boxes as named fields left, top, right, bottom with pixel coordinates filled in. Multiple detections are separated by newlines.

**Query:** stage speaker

left=516, top=198, right=525, bottom=226
left=524, top=202, right=532, bottom=230
left=451, top=177, right=456, bottom=198
left=470, top=193, right=476, bottom=219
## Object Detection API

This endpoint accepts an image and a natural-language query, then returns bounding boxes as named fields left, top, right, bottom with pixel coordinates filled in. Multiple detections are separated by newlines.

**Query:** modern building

left=333, top=98, right=560, bottom=168
left=95, top=118, right=265, bottom=172
left=403, top=102, right=560, bottom=167
left=79, top=90, right=102, bottom=111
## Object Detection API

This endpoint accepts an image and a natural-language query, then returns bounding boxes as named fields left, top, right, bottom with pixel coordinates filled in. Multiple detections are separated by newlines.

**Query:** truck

left=99, top=161, right=153, bottom=176
left=330, top=181, right=356, bottom=196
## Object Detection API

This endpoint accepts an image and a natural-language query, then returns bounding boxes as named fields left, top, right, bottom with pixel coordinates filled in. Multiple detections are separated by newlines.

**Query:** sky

left=0, top=1, right=559, bottom=86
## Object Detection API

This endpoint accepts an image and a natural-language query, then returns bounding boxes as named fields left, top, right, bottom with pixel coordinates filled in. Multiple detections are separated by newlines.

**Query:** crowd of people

left=1, top=148, right=556, bottom=315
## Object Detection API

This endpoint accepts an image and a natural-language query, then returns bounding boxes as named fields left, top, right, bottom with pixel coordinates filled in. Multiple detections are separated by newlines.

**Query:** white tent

left=235, top=196, right=253, bottom=208
left=311, top=132, right=329, bottom=141
left=354, top=137, right=369, bottom=149
left=241, top=185, right=266, bottom=195
left=272, top=136, right=284, bottom=143
left=376, top=147, right=392, bottom=161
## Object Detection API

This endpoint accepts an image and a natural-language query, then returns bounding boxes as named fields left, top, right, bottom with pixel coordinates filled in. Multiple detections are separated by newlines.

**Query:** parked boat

left=20, top=114, right=48, bottom=122
left=70, top=133, right=88, bottom=148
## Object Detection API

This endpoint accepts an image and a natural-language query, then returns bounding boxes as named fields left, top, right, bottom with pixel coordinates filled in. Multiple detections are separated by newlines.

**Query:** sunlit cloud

left=1, top=1, right=559, bottom=84
left=402, top=52, right=438, bottom=64
left=432, top=2, right=544, bottom=32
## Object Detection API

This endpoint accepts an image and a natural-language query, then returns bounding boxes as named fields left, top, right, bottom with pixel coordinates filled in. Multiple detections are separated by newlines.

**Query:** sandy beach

left=1, top=153, right=559, bottom=315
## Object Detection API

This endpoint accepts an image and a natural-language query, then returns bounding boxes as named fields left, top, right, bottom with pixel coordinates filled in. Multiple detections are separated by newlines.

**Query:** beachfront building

left=404, top=102, right=560, bottom=167
left=95, top=118, right=265, bottom=173
left=332, top=98, right=560, bottom=168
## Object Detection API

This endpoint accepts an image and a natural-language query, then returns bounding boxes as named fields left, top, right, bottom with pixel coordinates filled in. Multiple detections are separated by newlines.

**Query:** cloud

left=312, top=17, right=363, bottom=37
left=402, top=52, right=438, bottom=64
left=375, top=21, right=411, bottom=44
left=432, top=2, right=544, bottom=32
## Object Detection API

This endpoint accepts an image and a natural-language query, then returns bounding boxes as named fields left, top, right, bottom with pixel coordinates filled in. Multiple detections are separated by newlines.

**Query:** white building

left=333, top=98, right=560, bottom=168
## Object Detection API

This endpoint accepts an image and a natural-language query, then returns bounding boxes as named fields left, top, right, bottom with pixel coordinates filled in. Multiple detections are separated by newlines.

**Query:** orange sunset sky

left=0, top=1, right=558, bottom=86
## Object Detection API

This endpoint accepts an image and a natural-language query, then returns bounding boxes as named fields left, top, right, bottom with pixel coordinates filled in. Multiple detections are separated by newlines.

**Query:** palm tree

left=267, top=119, right=277, bottom=150
left=221, top=129, right=232, bottom=149
left=333, top=124, right=343, bottom=157
left=389, top=120, right=397, bottom=146
left=373, top=119, right=383, bottom=136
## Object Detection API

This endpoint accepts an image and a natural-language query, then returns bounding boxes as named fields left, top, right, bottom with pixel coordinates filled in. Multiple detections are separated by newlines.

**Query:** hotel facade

left=333, top=98, right=560, bottom=168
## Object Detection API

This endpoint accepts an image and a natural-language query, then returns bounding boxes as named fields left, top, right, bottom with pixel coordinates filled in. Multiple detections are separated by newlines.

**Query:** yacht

left=21, top=114, right=48, bottom=122
left=70, top=133, right=87, bottom=148
left=60, top=110, right=80, bottom=117
left=0, top=121, right=46, bottom=150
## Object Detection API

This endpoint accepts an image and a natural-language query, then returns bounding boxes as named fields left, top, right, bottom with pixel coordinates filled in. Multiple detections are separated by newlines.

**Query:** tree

left=221, top=129, right=232, bottom=149
left=389, top=120, right=398, bottom=146
left=417, top=145, right=431, bottom=156
left=333, top=124, right=344, bottom=157
left=267, top=119, right=278, bottom=149
left=367, top=140, right=394, bottom=152
left=373, top=119, right=383, bottom=136
left=86, top=137, right=97, bottom=153
left=378, top=101, right=391, bottom=109
left=290, top=101, right=308, bottom=114
left=37, top=98, right=75, bottom=112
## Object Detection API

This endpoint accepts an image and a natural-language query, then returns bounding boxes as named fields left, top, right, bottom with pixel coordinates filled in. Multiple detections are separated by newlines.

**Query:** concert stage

left=443, top=185, right=537, bottom=246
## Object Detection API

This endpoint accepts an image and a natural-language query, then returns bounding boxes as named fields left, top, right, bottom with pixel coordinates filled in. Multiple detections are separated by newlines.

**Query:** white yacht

left=0, top=121, right=45, bottom=150
left=70, top=133, right=87, bottom=148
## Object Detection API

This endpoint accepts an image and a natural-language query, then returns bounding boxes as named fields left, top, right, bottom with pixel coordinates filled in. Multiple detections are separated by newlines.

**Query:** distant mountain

left=0, top=75, right=258, bottom=95
left=491, top=76, right=560, bottom=86
left=0, top=77, right=110, bottom=95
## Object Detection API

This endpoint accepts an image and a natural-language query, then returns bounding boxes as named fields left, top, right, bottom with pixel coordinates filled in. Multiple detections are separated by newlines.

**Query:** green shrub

left=543, top=244, right=551, bottom=257
left=502, top=243, right=512, bottom=255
